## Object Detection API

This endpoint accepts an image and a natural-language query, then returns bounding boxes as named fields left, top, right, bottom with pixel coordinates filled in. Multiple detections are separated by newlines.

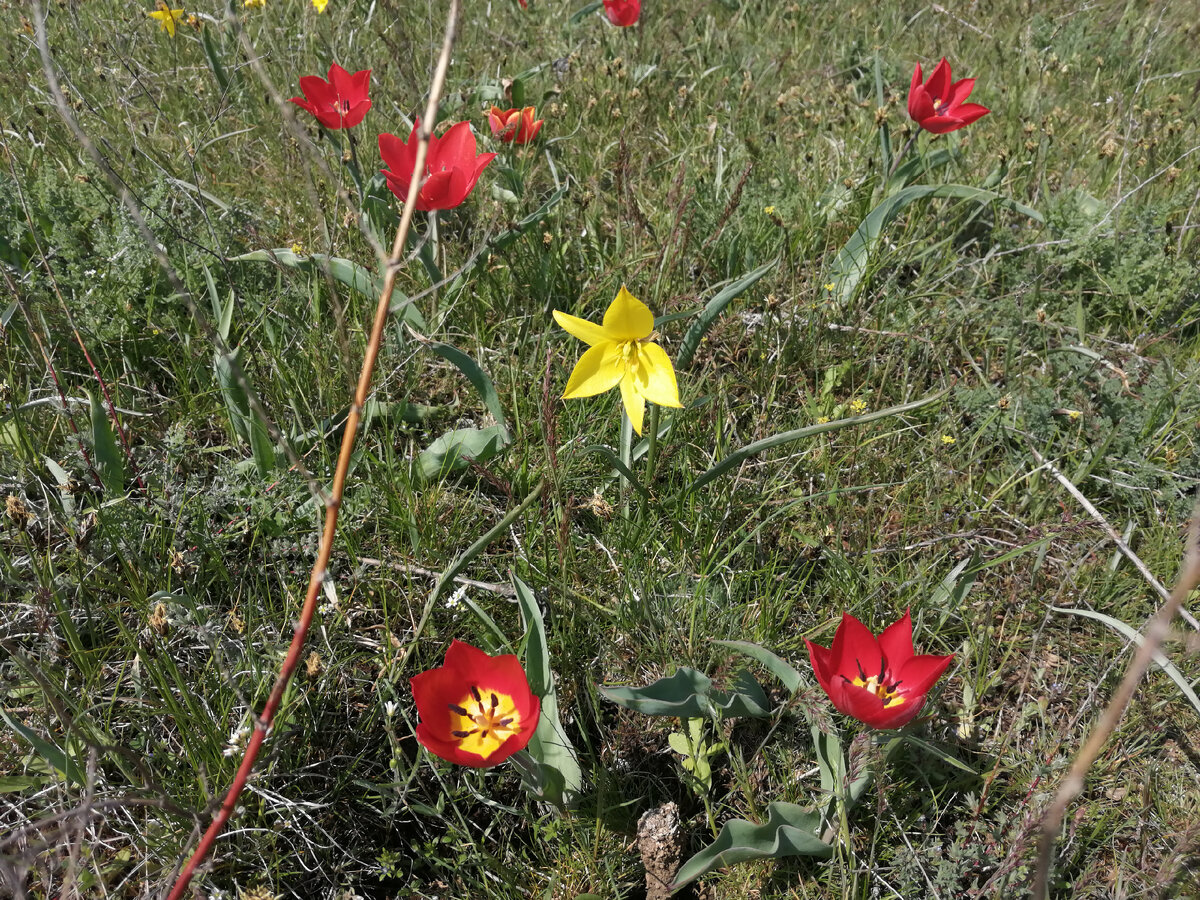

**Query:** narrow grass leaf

left=600, top=667, right=771, bottom=718
left=487, top=186, right=568, bottom=253
left=676, top=259, right=778, bottom=370
left=714, top=640, right=804, bottom=694
left=689, top=390, right=947, bottom=494
left=899, top=734, right=978, bottom=775
left=671, top=802, right=831, bottom=890
left=1053, top=606, right=1200, bottom=716
left=829, top=184, right=1043, bottom=305
left=87, top=391, right=125, bottom=496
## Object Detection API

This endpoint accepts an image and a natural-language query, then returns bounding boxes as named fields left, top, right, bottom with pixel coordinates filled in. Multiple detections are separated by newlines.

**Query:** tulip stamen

left=446, top=684, right=525, bottom=760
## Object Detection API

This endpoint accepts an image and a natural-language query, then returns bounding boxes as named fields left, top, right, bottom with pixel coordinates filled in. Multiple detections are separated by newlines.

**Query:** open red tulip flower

left=288, top=63, right=372, bottom=130
left=410, top=640, right=541, bottom=767
left=603, top=0, right=640, bottom=26
left=488, top=106, right=544, bottom=145
left=379, top=119, right=497, bottom=211
left=805, top=610, right=954, bottom=730
left=906, top=58, right=990, bottom=135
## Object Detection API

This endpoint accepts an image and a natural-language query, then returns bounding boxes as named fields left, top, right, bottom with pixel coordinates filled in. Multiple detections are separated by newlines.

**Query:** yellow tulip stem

left=619, top=408, right=633, bottom=519
left=644, top=402, right=661, bottom=486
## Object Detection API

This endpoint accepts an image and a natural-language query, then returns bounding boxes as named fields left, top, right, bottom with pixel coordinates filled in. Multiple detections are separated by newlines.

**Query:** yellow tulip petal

left=563, top=342, right=624, bottom=399
left=553, top=309, right=610, bottom=348
left=602, top=285, right=654, bottom=341
left=634, top=341, right=682, bottom=408
left=619, top=375, right=646, bottom=435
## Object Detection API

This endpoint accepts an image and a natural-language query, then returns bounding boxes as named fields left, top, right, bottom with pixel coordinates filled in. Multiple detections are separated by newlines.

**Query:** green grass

left=4, top=0, right=1200, bottom=897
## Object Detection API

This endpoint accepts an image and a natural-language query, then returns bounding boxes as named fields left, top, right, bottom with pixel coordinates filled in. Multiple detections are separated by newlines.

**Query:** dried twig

left=1031, top=496, right=1200, bottom=899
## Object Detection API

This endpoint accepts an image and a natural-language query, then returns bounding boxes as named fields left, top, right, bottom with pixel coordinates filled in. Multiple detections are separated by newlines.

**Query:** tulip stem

left=644, top=403, right=661, bottom=487
left=619, top=409, right=633, bottom=518
left=887, top=131, right=920, bottom=179
left=343, top=126, right=364, bottom=204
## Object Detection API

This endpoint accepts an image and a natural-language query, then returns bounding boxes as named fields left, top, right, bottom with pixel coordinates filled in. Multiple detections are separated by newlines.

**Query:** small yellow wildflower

left=816, top=416, right=830, bottom=425
left=941, top=434, right=956, bottom=445
left=148, top=1, right=185, bottom=37
left=763, top=205, right=776, bottom=216
left=849, top=399, right=868, bottom=414
left=243, top=0, right=265, bottom=9
left=312, top=0, right=328, bottom=11
left=290, top=241, right=306, bottom=256
left=824, top=282, right=835, bottom=291
left=1066, top=409, right=1082, bottom=421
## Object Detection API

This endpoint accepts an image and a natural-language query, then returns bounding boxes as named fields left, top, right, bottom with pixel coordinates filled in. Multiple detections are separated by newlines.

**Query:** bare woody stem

left=1031, top=498, right=1200, bottom=900
left=162, top=2, right=462, bottom=897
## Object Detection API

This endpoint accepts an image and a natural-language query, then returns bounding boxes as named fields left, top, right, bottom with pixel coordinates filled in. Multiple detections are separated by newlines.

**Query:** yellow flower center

left=932, top=97, right=946, bottom=113
left=448, top=685, right=523, bottom=760
left=850, top=660, right=907, bottom=709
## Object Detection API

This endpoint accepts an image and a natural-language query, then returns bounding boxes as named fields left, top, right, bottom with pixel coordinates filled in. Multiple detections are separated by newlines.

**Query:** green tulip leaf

left=427, top=342, right=510, bottom=436
left=713, top=640, right=805, bottom=695
left=514, top=574, right=583, bottom=808
left=600, top=667, right=771, bottom=719
left=0, top=707, right=87, bottom=788
left=231, top=248, right=425, bottom=330
left=885, top=148, right=954, bottom=195
left=87, top=391, right=126, bottom=496
left=829, top=183, right=1043, bottom=305
left=417, top=425, right=509, bottom=481
left=690, top=390, right=947, bottom=494
left=670, top=802, right=831, bottom=891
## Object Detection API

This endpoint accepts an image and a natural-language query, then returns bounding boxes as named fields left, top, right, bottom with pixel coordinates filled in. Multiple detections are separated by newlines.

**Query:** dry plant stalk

left=158, top=3, right=465, bottom=896
left=1031, top=502, right=1200, bottom=899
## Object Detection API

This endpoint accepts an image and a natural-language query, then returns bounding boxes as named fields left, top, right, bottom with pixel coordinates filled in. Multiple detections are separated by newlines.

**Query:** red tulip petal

left=908, top=87, right=936, bottom=126
left=946, top=76, right=976, bottom=107
left=418, top=168, right=455, bottom=210
left=919, top=116, right=967, bottom=134
left=341, top=99, right=371, bottom=128
left=925, top=57, right=952, bottom=103
left=828, top=612, right=883, bottom=683
left=805, top=638, right=837, bottom=697
left=877, top=609, right=915, bottom=669
left=430, top=121, right=478, bottom=172
left=953, top=103, right=990, bottom=125
left=907, top=63, right=924, bottom=120
left=897, top=652, right=955, bottom=697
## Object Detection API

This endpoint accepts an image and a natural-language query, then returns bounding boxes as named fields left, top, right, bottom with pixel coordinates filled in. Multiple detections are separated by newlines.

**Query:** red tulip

left=379, top=119, right=497, bottom=211
left=288, top=63, right=372, bottom=130
left=603, top=0, right=640, bottom=27
left=488, top=106, right=544, bottom=145
left=410, top=640, right=541, bottom=767
left=805, top=609, right=953, bottom=730
left=906, top=58, right=990, bottom=135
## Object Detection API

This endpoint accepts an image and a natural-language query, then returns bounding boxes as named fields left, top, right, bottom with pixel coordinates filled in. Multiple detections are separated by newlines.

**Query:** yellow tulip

left=553, top=286, right=681, bottom=436
left=147, top=2, right=184, bottom=36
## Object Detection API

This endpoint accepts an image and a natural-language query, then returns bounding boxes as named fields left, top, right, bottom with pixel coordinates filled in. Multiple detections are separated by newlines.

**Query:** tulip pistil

left=447, top=684, right=523, bottom=759
left=848, top=658, right=906, bottom=710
